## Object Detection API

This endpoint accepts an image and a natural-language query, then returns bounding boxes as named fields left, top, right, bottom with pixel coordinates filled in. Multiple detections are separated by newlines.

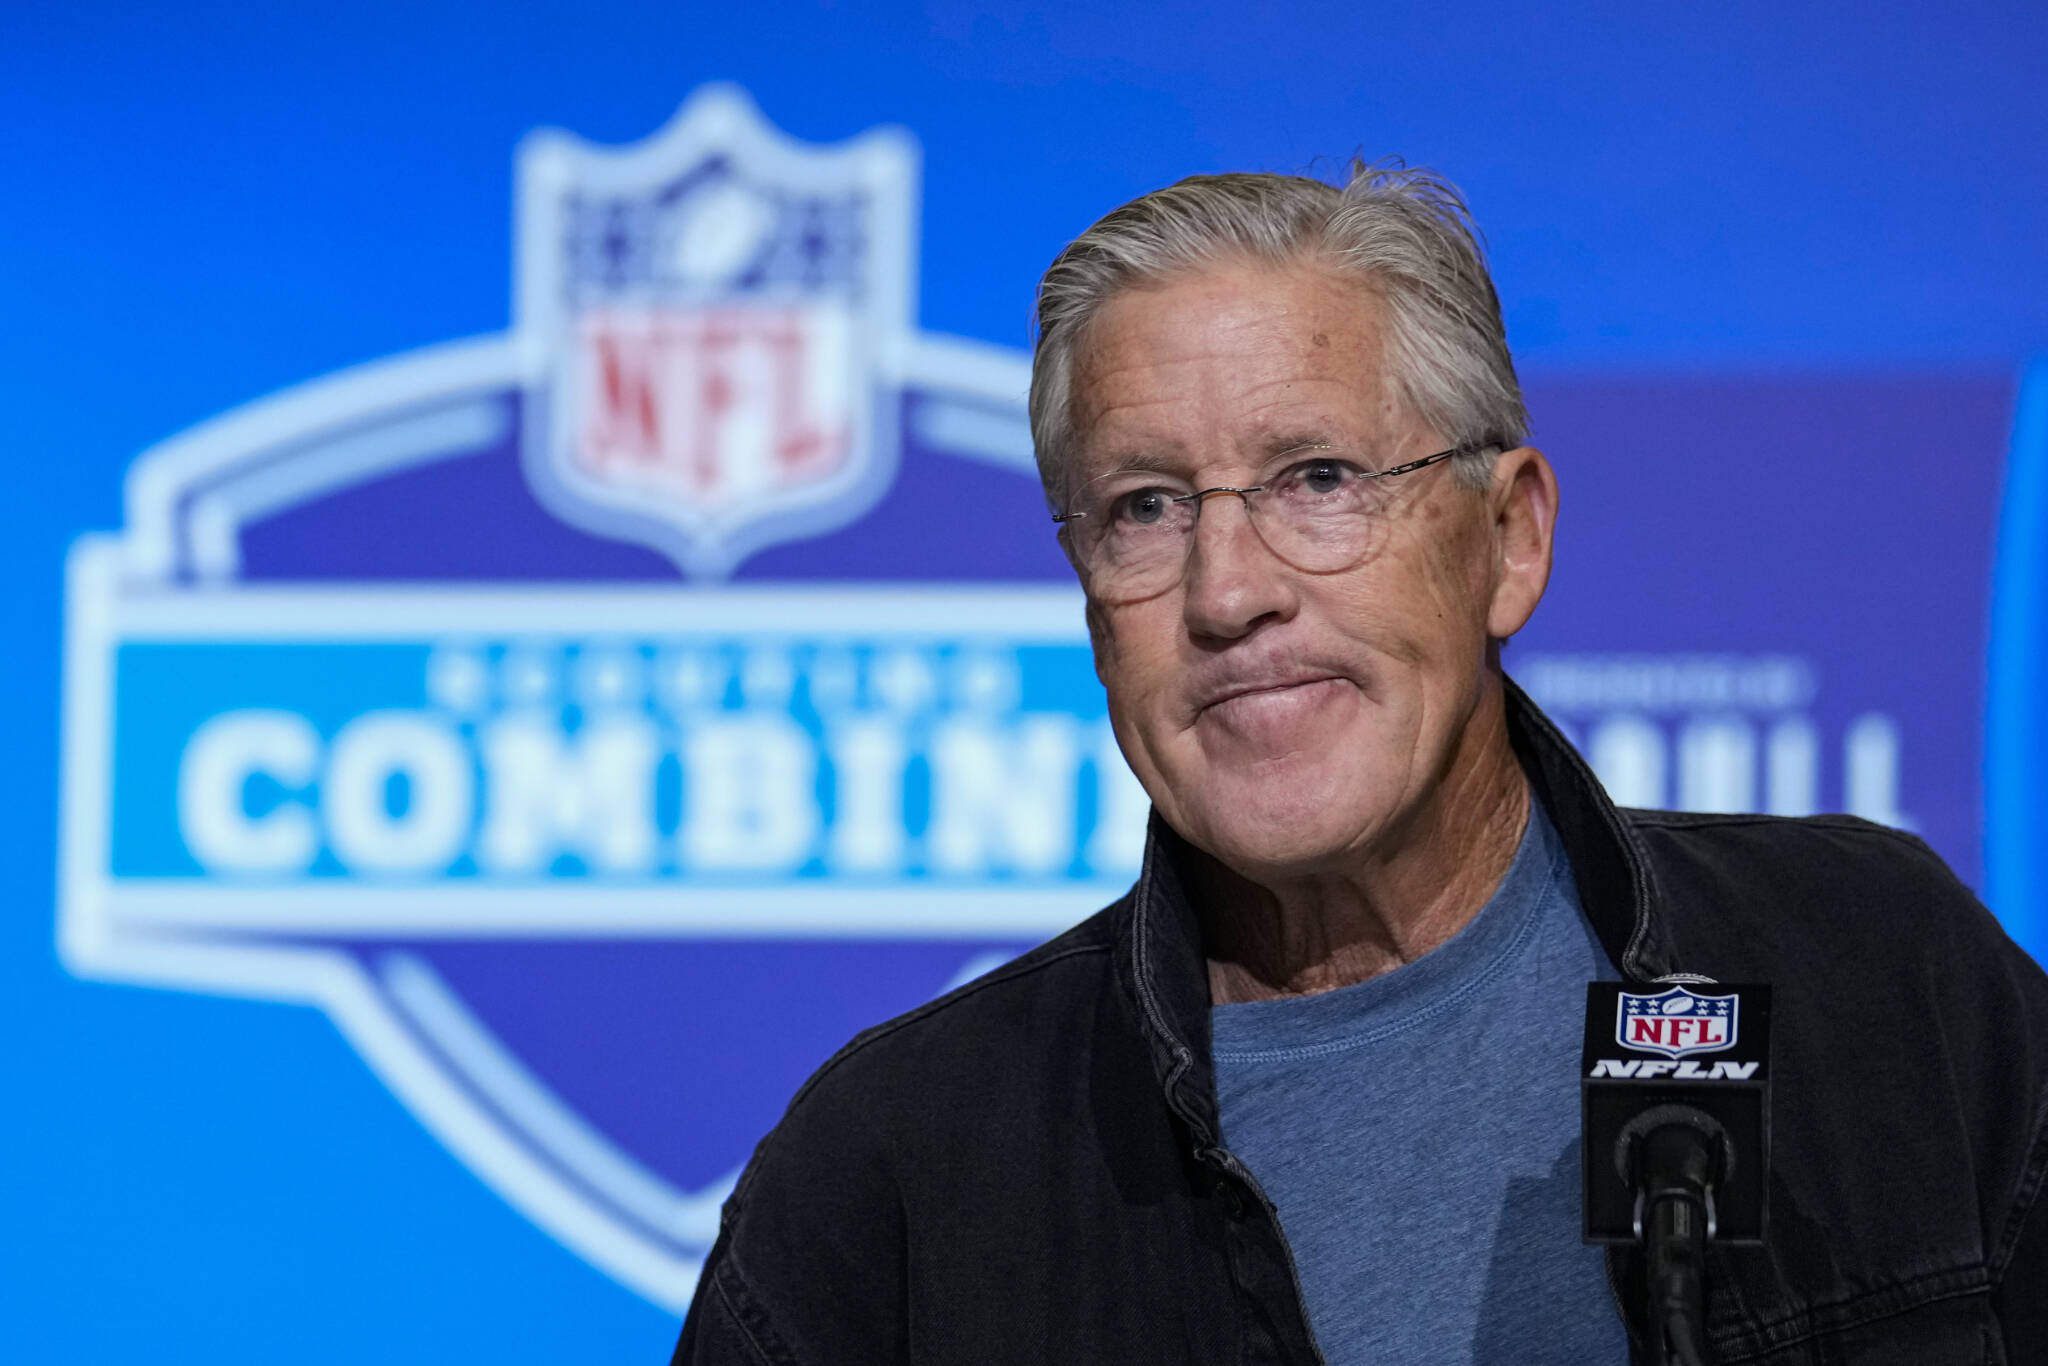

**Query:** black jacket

left=673, top=681, right=2048, bottom=1364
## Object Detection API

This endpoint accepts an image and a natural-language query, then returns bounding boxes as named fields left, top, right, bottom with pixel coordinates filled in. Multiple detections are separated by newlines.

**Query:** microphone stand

left=1619, top=1105, right=1731, bottom=1366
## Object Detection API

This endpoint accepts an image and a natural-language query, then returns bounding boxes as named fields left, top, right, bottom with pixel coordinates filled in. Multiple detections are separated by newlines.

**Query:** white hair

left=1028, top=161, right=1528, bottom=503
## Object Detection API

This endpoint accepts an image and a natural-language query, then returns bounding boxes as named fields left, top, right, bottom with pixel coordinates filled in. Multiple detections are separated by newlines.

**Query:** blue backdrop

left=6, top=4, right=2047, bottom=1362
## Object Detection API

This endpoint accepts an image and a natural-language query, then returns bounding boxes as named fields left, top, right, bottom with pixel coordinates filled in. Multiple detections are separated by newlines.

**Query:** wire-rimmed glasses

left=1051, top=444, right=1475, bottom=603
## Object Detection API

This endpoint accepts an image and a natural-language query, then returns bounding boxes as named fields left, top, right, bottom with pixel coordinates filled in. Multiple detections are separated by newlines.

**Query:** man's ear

left=1485, top=446, right=1558, bottom=640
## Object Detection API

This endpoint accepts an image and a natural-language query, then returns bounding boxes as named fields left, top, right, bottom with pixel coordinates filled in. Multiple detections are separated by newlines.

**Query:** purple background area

left=1525, top=373, right=2011, bottom=654
left=1518, top=372, right=2013, bottom=887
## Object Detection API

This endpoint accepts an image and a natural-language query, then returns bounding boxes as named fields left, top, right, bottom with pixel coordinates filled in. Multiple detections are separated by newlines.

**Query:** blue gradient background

left=5, top=3, right=2046, bottom=1361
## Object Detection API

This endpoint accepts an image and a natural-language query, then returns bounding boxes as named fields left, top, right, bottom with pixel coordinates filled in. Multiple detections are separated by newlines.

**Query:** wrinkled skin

left=1065, top=260, right=1560, bottom=999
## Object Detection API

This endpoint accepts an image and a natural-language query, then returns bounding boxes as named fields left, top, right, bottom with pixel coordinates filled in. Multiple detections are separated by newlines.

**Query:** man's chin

left=1174, top=777, right=1377, bottom=877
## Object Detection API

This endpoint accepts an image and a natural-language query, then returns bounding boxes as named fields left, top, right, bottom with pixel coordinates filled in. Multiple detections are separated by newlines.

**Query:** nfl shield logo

left=515, top=85, right=915, bottom=578
left=1616, top=985, right=1740, bottom=1058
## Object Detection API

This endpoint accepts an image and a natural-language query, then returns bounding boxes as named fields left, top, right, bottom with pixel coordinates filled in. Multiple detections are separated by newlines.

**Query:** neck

left=1198, top=677, right=1531, bottom=1004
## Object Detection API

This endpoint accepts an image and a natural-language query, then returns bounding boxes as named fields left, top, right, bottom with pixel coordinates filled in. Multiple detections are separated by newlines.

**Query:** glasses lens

left=1066, top=482, right=1194, bottom=601
left=1252, top=459, right=1381, bottom=571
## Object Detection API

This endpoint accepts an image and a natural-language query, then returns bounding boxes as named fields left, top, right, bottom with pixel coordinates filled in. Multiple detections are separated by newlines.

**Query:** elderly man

left=673, top=166, right=2048, bottom=1364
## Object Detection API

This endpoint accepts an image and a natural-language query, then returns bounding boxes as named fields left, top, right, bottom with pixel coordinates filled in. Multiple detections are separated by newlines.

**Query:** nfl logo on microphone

left=1616, top=986, right=1740, bottom=1059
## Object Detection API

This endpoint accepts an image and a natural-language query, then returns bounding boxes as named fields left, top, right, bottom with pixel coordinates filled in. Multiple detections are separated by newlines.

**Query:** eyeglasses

left=1051, top=444, right=1476, bottom=603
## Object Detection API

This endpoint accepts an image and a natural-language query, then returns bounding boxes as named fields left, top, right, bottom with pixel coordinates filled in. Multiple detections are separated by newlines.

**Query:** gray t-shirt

left=1211, top=800, right=1629, bottom=1364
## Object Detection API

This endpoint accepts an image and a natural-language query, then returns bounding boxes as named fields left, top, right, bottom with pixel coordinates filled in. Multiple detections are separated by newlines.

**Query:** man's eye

left=1111, top=488, right=1177, bottom=526
left=1283, top=459, right=1362, bottom=496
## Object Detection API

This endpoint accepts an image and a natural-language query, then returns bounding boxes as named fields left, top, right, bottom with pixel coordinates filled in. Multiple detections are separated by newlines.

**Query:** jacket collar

left=1112, top=674, right=1672, bottom=1149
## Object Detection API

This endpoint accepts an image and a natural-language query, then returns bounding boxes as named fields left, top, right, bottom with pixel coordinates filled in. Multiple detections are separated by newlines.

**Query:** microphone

left=1582, top=982, right=1771, bottom=1366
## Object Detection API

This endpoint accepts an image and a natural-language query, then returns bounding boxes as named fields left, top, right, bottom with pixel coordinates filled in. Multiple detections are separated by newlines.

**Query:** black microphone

left=1582, top=982, right=1771, bottom=1366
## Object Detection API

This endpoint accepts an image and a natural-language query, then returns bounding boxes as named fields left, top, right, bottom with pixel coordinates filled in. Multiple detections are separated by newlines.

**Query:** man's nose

left=1180, top=493, right=1296, bottom=640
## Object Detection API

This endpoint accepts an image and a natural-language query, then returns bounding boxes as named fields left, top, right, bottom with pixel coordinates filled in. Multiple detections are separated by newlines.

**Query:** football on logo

left=58, top=85, right=1146, bottom=1312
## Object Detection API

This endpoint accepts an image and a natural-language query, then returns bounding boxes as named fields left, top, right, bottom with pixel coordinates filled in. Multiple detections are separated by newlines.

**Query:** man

left=673, top=164, right=2048, bottom=1363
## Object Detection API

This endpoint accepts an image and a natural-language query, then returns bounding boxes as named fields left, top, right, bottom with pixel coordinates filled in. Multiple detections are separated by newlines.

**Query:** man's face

left=1066, top=260, right=1543, bottom=878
